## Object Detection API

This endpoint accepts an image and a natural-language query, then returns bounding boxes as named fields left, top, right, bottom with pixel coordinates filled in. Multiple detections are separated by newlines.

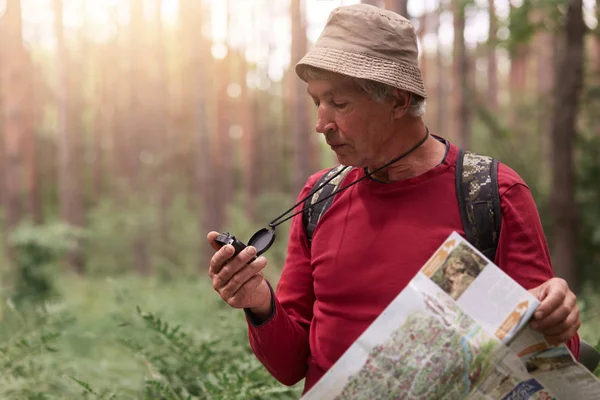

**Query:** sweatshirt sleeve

left=494, top=166, right=580, bottom=359
left=245, top=173, right=322, bottom=386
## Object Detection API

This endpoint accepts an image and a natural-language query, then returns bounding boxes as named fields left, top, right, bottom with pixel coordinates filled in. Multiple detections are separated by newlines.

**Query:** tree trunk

left=129, top=0, right=151, bottom=275
left=290, top=0, right=313, bottom=195
left=91, top=43, right=109, bottom=202
left=532, top=6, right=554, bottom=175
left=178, top=0, right=214, bottom=265
left=0, top=21, right=4, bottom=233
left=256, top=84, right=281, bottom=194
left=594, top=0, right=600, bottom=136
left=508, top=1, right=530, bottom=106
left=152, top=0, right=172, bottom=264
left=509, top=50, right=528, bottom=97
left=101, top=20, right=119, bottom=197
left=435, top=0, right=442, bottom=138
left=240, top=54, right=257, bottom=221
left=549, top=0, right=584, bottom=289
left=214, top=54, right=232, bottom=227
left=452, top=0, right=470, bottom=149
left=112, top=5, right=131, bottom=193
left=23, top=52, right=42, bottom=225
left=193, top=4, right=212, bottom=264
left=2, top=0, right=27, bottom=243
left=206, top=0, right=233, bottom=232
left=54, top=0, right=85, bottom=274
left=211, top=81, right=230, bottom=232
left=487, top=0, right=498, bottom=110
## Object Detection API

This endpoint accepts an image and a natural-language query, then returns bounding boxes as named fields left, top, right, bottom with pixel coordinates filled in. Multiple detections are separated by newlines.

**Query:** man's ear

left=391, top=89, right=412, bottom=119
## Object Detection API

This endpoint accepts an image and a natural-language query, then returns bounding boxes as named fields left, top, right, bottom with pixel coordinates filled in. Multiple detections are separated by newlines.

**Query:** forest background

left=0, top=0, right=599, bottom=398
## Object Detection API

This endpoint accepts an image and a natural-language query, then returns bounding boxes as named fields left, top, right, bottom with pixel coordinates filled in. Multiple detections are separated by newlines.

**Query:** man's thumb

left=528, top=283, right=547, bottom=301
left=528, top=283, right=549, bottom=319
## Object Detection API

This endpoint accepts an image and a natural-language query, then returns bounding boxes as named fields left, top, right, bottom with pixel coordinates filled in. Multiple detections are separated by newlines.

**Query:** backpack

left=302, top=149, right=502, bottom=261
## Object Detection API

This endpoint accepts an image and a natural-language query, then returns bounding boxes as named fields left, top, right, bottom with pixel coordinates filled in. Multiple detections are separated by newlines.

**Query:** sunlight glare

left=268, top=63, right=284, bottom=83
left=583, top=0, right=598, bottom=29
left=161, top=0, right=179, bottom=26
left=465, top=7, right=489, bottom=46
left=438, top=10, right=454, bottom=50
left=210, top=0, right=228, bottom=42
left=229, top=125, right=243, bottom=140
left=211, top=43, right=229, bottom=59
left=227, top=83, right=242, bottom=98
left=246, top=70, right=261, bottom=90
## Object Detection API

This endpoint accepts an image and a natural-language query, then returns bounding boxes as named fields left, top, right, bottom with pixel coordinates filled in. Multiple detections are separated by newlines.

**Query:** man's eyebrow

left=306, top=87, right=334, bottom=98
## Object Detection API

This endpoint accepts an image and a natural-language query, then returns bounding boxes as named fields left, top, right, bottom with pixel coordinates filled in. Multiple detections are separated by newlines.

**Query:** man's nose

left=315, top=106, right=336, bottom=134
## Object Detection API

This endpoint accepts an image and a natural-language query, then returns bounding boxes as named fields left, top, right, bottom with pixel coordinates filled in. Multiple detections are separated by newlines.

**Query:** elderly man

left=206, top=4, right=581, bottom=395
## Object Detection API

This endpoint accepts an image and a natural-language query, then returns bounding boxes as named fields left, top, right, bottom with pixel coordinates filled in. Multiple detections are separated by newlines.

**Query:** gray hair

left=301, top=66, right=426, bottom=117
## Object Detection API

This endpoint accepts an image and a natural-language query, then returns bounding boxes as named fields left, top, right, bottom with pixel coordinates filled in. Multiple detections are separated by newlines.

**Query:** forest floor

left=0, top=274, right=598, bottom=399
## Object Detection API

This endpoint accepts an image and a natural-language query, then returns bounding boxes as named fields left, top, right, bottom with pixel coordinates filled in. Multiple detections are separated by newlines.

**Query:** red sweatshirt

left=246, top=141, right=580, bottom=394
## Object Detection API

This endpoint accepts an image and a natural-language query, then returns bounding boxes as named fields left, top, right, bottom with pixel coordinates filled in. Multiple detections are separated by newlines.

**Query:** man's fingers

left=207, top=231, right=223, bottom=251
left=226, top=274, right=264, bottom=308
left=209, top=244, right=234, bottom=275
left=531, top=296, right=575, bottom=332
left=528, top=279, right=581, bottom=345
left=212, top=247, right=257, bottom=289
left=220, top=256, right=267, bottom=300
left=539, top=308, right=580, bottom=336
left=544, top=321, right=581, bottom=345
left=533, top=291, right=576, bottom=329
left=533, top=280, right=568, bottom=319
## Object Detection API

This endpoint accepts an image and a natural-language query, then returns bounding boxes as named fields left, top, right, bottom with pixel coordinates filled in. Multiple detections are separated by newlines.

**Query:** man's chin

left=335, top=154, right=361, bottom=168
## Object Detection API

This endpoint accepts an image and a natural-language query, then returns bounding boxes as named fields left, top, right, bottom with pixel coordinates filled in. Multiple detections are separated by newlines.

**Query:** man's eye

left=332, top=102, right=347, bottom=109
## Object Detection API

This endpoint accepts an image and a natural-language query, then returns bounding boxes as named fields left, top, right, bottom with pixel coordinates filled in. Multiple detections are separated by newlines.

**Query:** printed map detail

left=333, top=293, right=497, bottom=400
left=430, top=241, right=487, bottom=300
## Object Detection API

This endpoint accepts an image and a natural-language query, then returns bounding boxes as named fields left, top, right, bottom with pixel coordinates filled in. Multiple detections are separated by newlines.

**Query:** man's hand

left=528, top=277, right=581, bottom=345
left=207, top=231, right=273, bottom=321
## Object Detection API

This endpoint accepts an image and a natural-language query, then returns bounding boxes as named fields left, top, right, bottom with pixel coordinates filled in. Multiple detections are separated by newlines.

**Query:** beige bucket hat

left=295, top=3, right=426, bottom=99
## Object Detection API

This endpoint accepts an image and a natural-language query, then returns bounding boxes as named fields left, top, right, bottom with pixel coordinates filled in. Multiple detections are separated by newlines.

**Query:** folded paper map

left=301, top=232, right=600, bottom=400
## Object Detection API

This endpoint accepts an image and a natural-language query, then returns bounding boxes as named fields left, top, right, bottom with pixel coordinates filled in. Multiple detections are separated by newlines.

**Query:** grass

left=0, top=271, right=599, bottom=399
left=0, top=273, right=303, bottom=399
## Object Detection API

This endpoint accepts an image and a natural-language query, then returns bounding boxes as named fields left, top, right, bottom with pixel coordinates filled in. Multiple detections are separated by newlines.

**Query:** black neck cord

left=268, top=128, right=430, bottom=229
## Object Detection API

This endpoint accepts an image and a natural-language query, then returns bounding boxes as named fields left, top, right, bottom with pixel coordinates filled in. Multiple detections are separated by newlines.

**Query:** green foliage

left=507, top=1, right=535, bottom=52
left=70, top=376, right=117, bottom=399
left=85, top=192, right=201, bottom=279
left=6, top=221, right=83, bottom=309
left=472, top=102, right=549, bottom=203
left=0, top=305, right=76, bottom=399
left=475, top=112, right=600, bottom=289
left=0, top=276, right=303, bottom=399
left=491, top=0, right=569, bottom=52
left=108, top=306, right=298, bottom=399
left=575, top=135, right=600, bottom=285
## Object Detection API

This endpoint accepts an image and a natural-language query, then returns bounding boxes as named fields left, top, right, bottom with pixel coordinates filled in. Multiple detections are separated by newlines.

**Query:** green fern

left=70, top=376, right=118, bottom=399
left=116, top=307, right=299, bottom=399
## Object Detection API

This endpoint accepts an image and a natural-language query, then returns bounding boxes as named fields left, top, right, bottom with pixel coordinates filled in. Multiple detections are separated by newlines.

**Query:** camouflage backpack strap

left=455, top=149, right=502, bottom=261
left=303, top=165, right=352, bottom=244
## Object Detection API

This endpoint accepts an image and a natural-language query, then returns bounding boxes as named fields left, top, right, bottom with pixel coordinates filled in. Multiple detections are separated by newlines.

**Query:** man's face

left=306, top=74, right=397, bottom=168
